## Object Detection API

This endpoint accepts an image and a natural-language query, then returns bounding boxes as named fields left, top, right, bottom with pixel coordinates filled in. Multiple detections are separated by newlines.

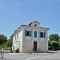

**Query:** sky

left=0, top=0, right=60, bottom=38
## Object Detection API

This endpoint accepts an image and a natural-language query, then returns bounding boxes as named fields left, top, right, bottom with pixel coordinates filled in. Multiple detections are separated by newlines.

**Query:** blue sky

left=0, top=0, right=60, bottom=38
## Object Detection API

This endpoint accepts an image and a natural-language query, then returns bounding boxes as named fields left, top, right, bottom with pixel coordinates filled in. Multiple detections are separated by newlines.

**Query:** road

left=0, top=51, right=60, bottom=60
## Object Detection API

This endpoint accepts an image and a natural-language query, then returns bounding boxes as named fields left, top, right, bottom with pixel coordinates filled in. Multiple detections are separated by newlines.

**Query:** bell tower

left=29, top=21, right=40, bottom=27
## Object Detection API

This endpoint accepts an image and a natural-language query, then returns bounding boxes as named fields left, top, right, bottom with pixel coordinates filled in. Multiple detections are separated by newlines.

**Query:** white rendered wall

left=12, top=28, right=23, bottom=52
left=12, top=25, right=48, bottom=53
left=21, top=26, right=48, bottom=52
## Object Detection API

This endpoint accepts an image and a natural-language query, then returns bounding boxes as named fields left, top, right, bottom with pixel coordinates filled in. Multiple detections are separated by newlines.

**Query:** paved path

left=0, top=53, right=9, bottom=60
left=0, top=51, right=60, bottom=60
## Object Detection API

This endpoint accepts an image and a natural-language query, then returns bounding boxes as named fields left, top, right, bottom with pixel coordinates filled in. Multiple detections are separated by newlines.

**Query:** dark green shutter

left=25, top=30, right=27, bottom=36
left=44, top=32, right=46, bottom=38
left=34, top=31, right=37, bottom=37
left=30, top=31, right=32, bottom=37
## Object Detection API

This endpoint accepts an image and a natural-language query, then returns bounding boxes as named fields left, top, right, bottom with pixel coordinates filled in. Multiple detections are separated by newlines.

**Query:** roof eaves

left=12, top=25, right=30, bottom=36
left=39, top=27, right=49, bottom=30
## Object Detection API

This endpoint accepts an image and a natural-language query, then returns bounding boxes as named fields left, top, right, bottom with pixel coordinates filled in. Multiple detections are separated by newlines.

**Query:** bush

left=51, top=41, right=59, bottom=50
left=15, top=48, right=20, bottom=53
left=0, top=47, right=2, bottom=50
left=59, top=40, right=60, bottom=50
left=48, top=46, right=52, bottom=50
left=48, top=40, right=52, bottom=50
left=10, top=48, right=13, bottom=53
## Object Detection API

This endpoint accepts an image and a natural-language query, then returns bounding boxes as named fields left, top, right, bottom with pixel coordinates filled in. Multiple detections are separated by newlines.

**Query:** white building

left=12, top=21, right=49, bottom=53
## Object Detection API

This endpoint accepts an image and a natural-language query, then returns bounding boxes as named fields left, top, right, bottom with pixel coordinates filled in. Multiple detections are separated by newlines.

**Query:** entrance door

left=33, top=42, right=37, bottom=51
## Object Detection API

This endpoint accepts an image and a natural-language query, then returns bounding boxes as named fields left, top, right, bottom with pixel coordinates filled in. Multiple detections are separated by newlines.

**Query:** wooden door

left=33, top=42, right=37, bottom=51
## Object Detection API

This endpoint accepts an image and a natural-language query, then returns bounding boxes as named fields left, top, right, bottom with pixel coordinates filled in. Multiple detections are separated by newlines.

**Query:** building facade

left=12, top=21, right=49, bottom=53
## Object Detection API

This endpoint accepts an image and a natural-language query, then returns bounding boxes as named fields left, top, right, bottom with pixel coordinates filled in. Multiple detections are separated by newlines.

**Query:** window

left=34, top=31, right=37, bottom=37
left=35, top=24, right=37, bottom=27
left=27, top=31, right=30, bottom=36
left=25, top=30, right=29, bottom=36
left=40, top=32, right=43, bottom=38
left=25, top=30, right=32, bottom=37
left=40, top=32, right=46, bottom=38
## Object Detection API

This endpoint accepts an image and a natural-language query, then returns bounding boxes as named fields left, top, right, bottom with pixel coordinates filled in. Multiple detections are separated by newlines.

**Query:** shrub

left=0, top=47, right=2, bottom=50
left=15, top=48, right=20, bottom=53
left=51, top=41, right=59, bottom=50
left=48, top=46, right=52, bottom=50
left=59, top=40, right=60, bottom=50
left=10, top=48, right=13, bottom=53
left=48, top=40, right=52, bottom=50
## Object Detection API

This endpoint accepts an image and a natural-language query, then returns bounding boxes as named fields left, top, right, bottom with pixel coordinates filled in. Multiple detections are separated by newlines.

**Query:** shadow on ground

left=48, top=50, right=60, bottom=54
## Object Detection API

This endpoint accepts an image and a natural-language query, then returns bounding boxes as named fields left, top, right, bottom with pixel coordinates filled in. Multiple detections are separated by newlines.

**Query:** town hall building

left=12, top=21, right=49, bottom=53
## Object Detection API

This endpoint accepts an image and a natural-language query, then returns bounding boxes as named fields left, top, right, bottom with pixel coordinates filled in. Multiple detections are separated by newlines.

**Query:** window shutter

left=25, top=30, right=27, bottom=36
left=30, top=31, right=32, bottom=37
left=44, top=32, right=46, bottom=38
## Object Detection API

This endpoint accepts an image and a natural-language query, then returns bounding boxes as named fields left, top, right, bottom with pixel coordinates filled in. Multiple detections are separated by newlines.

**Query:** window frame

left=40, top=31, right=46, bottom=38
left=34, top=31, right=37, bottom=37
left=25, top=30, right=32, bottom=37
left=34, top=24, right=37, bottom=27
left=40, top=32, right=44, bottom=38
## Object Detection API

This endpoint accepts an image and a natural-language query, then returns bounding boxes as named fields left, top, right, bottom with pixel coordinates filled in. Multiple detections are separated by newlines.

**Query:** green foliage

left=0, top=42, right=7, bottom=50
left=6, top=39, right=12, bottom=47
left=50, top=41, right=59, bottom=50
left=49, top=34, right=59, bottom=41
left=48, top=40, right=52, bottom=50
left=0, top=46, right=2, bottom=50
left=48, top=46, right=52, bottom=50
left=15, top=48, right=20, bottom=53
left=6, top=34, right=13, bottom=47
left=0, top=34, right=13, bottom=50
left=49, top=34, right=60, bottom=50
left=1, top=42, right=7, bottom=48
left=10, top=35, right=13, bottom=41
left=48, top=40, right=51, bottom=46
left=0, top=34, right=7, bottom=45
left=59, top=39, right=60, bottom=49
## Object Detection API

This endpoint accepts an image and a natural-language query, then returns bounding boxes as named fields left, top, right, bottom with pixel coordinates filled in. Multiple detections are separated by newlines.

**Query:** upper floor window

left=34, top=31, right=37, bottom=37
left=25, top=30, right=32, bottom=37
left=40, top=32, right=43, bottom=38
left=26, top=30, right=29, bottom=36
left=34, top=24, right=37, bottom=27
left=40, top=32, right=46, bottom=38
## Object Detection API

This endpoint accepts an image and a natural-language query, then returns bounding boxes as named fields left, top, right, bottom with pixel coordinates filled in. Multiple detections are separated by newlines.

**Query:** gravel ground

left=0, top=57, right=11, bottom=60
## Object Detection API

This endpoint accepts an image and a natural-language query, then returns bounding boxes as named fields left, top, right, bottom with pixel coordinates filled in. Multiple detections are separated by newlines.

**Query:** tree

left=0, top=34, right=7, bottom=45
left=51, top=41, right=59, bottom=50
left=59, top=39, right=60, bottom=49
left=6, top=35, right=13, bottom=47
left=10, top=34, right=13, bottom=41
left=49, top=34, right=59, bottom=41
left=48, top=40, right=52, bottom=50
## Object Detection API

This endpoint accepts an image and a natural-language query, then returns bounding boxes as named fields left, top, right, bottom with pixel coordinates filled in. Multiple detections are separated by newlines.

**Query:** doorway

left=33, top=42, right=37, bottom=51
